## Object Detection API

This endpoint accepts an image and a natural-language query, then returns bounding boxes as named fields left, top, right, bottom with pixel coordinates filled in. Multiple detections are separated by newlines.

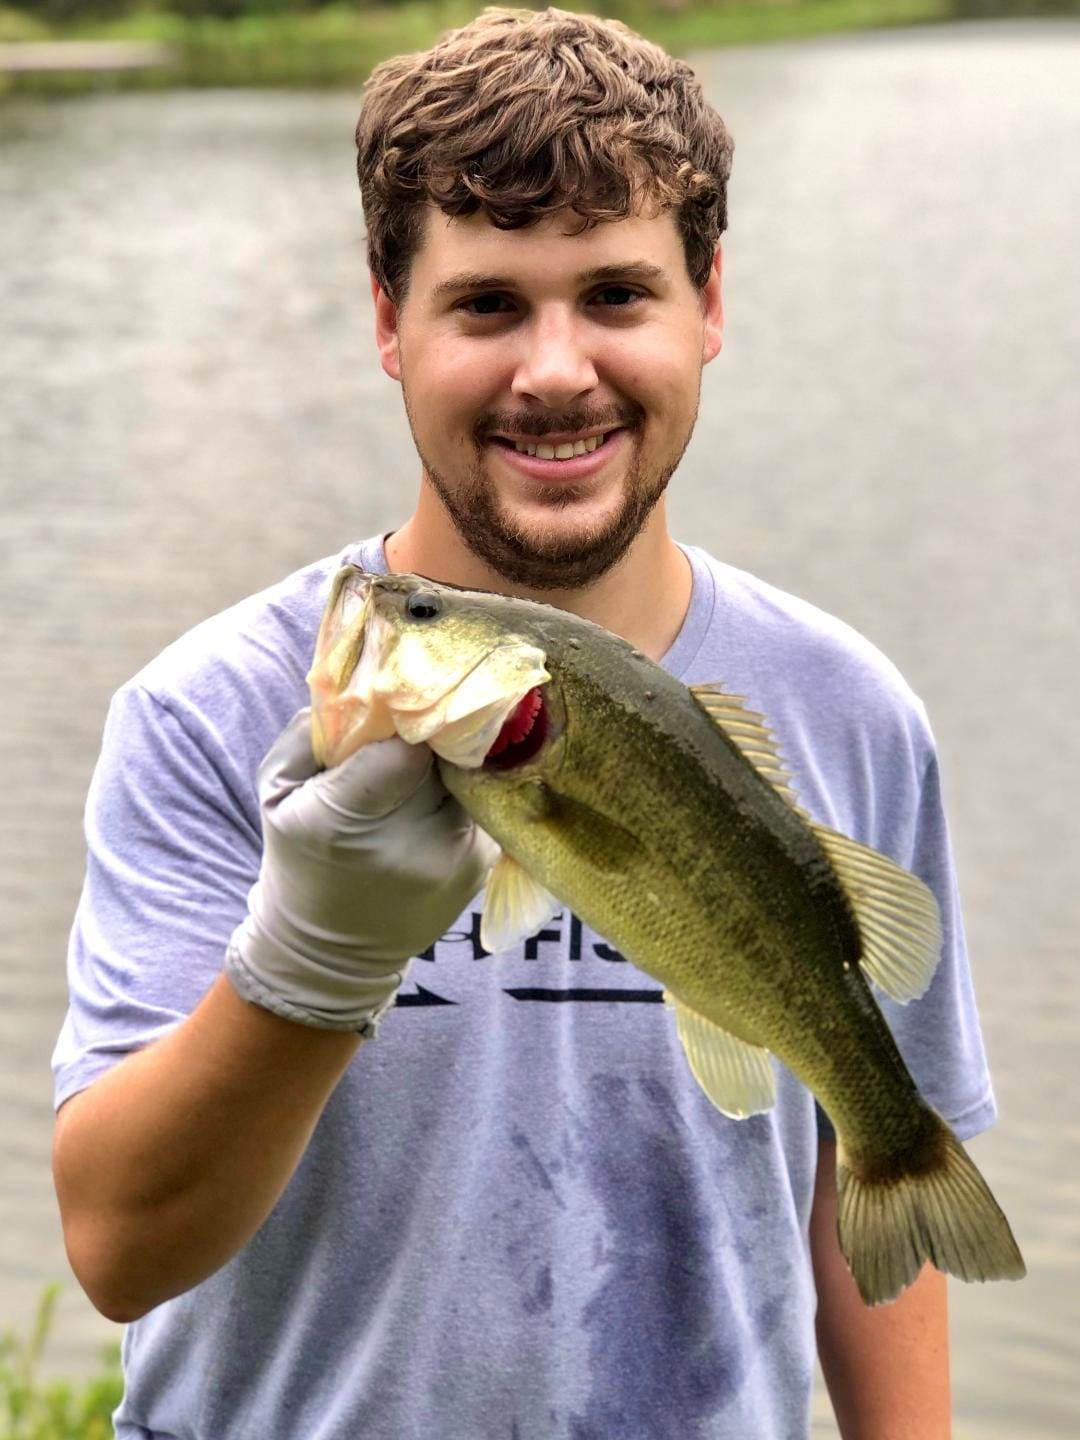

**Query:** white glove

left=225, top=709, right=498, bottom=1034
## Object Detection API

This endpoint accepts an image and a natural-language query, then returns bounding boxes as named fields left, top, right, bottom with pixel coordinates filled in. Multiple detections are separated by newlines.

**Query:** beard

left=404, top=400, right=698, bottom=591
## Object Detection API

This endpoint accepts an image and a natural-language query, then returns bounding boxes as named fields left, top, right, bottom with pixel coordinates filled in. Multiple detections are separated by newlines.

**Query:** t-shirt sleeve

left=52, top=682, right=263, bottom=1109
left=817, top=714, right=997, bottom=1145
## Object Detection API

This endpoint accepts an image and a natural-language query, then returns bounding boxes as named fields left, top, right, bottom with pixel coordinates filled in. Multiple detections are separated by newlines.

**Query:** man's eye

left=459, top=294, right=509, bottom=316
left=594, top=285, right=642, bottom=307
left=457, top=287, right=644, bottom=318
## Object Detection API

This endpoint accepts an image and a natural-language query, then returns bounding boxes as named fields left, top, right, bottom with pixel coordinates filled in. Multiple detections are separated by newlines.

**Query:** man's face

left=373, top=205, right=723, bottom=590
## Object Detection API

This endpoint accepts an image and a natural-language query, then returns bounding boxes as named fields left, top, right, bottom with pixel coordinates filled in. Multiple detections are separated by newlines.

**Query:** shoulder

left=683, top=548, right=937, bottom=837
left=105, top=544, right=368, bottom=785
left=700, top=551, right=923, bottom=714
left=139, top=549, right=351, bottom=700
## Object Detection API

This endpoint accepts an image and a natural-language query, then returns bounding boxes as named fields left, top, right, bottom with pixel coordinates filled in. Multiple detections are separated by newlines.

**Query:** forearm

left=53, top=972, right=361, bottom=1322
left=811, top=1138, right=951, bottom=1438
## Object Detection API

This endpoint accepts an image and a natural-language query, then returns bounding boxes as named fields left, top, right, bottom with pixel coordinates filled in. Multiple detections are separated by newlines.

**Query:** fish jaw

left=308, top=578, right=401, bottom=766
left=307, top=568, right=551, bottom=769
left=307, top=569, right=384, bottom=766
left=398, top=645, right=551, bottom=767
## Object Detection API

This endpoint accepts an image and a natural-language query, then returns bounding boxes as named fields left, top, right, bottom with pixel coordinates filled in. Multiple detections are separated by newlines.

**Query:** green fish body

left=309, top=566, right=1025, bottom=1306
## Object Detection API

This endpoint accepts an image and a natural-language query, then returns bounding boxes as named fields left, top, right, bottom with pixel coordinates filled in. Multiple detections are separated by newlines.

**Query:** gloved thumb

left=312, top=734, right=436, bottom=819
left=258, top=708, right=321, bottom=807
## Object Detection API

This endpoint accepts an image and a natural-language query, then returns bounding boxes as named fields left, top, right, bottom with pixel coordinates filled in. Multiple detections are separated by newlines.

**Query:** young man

left=53, top=8, right=995, bottom=1437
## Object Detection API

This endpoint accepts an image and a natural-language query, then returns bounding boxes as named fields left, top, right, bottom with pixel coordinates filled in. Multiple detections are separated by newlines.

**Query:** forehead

left=409, top=204, right=689, bottom=297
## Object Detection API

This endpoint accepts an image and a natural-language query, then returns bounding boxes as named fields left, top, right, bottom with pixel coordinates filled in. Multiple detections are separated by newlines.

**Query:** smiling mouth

left=489, top=428, right=622, bottom=461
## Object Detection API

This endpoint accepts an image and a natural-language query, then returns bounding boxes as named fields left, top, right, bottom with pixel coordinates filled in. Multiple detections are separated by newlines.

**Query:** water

left=1, top=18, right=1077, bottom=1434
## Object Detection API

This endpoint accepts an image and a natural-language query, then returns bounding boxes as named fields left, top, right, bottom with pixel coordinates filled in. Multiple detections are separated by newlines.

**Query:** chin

left=482, top=492, right=664, bottom=591
left=422, top=443, right=672, bottom=589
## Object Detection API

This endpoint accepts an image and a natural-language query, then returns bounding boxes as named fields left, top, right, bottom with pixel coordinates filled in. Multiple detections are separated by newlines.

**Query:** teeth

left=512, top=432, right=608, bottom=458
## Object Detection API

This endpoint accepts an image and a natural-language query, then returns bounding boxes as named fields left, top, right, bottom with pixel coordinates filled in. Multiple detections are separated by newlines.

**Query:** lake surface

left=1, top=17, right=1077, bottom=1435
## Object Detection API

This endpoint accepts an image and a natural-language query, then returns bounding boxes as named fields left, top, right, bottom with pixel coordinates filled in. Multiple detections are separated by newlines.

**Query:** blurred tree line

left=9, top=0, right=324, bottom=19
left=6, top=0, right=349, bottom=20
left=4, top=0, right=1075, bottom=24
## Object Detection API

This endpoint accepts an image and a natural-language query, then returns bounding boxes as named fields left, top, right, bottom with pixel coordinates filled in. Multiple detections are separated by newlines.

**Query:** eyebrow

left=429, top=261, right=669, bottom=303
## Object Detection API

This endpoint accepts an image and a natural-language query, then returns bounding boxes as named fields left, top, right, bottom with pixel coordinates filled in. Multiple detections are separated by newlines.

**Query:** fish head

left=307, top=567, right=558, bottom=772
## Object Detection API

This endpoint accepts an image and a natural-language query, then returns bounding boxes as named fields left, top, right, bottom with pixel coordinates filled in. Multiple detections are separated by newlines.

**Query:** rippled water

left=1, top=19, right=1077, bottom=1434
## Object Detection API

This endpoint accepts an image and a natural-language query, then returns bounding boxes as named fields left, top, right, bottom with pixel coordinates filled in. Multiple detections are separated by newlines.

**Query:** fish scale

left=506, top=661, right=852, bottom=1034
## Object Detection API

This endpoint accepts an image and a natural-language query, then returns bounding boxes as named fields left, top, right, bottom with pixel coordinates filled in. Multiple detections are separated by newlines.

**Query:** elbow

left=59, top=1214, right=159, bottom=1324
left=54, top=1169, right=158, bottom=1324
left=78, top=1247, right=178, bottom=1324
left=55, top=1187, right=214, bottom=1323
left=89, top=1290, right=153, bottom=1326
left=53, top=1101, right=165, bottom=1323
left=100, top=1295, right=155, bottom=1323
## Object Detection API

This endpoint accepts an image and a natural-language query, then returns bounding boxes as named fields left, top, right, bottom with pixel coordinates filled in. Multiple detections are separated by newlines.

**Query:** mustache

left=478, top=404, right=639, bottom=442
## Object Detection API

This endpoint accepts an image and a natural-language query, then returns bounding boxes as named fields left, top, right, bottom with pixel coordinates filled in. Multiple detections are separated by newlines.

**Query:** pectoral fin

left=480, top=852, right=561, bottom=953
left=664, top=993, right=776, bottom=1119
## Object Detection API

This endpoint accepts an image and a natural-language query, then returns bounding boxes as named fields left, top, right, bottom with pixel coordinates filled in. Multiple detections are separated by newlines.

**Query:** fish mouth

left=308, top=565, right=552, bottom=769
left=484, top=686, right=548, bottom=770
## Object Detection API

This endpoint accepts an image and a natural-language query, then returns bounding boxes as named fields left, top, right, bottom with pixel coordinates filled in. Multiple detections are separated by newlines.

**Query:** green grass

left=1, top=0, right=1053, bottom=96
left=0, top=1285, right=122, bottom=1440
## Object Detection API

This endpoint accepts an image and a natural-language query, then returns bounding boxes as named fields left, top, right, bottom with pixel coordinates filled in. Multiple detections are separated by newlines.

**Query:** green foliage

left=3, top=0, right=357, bottom=17
left=0, top=1285, right=123, bottom=1440
left=3, top=0, right=1076, bottom=96
left=6, top=1, right=140, bottom=23
left=4, top=0, right=1077, bottom=19
left=0, top=4, right=51, bottom=39
left=951, top=0, right=1076, bottom=11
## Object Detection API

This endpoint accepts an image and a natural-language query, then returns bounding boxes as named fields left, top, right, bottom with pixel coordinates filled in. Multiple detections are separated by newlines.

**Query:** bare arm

left=811, top=1137, right=951, bottom=1440
left=53, top=974, right=360, bottom=1323
left=53, top=711, right=495, bottom=1324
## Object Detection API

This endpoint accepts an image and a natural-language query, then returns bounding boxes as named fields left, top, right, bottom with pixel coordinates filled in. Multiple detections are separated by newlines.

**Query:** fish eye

left=406, top=591, right=442, bottom=621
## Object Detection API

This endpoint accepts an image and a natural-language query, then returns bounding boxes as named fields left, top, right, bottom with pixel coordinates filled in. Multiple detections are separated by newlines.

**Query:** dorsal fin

left=687, top=687, right=942, bottom=1007
left=688, top=682, right=805, bottom=813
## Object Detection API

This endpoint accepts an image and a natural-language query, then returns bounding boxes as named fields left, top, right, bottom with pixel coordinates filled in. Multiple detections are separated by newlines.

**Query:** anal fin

left=664, top=992, right=776, bottom=1119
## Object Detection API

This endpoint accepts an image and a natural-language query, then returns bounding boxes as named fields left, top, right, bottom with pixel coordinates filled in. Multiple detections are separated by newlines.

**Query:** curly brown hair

left=355, top=5, right=734, bottom=307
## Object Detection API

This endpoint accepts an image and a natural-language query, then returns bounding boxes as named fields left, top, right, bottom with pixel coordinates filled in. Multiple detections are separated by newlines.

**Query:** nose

left=510, top=305, right=599, bottom=410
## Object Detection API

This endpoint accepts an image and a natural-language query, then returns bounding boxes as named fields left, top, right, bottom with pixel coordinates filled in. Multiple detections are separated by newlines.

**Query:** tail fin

left=836, top=1117, right=1026, bottom=1306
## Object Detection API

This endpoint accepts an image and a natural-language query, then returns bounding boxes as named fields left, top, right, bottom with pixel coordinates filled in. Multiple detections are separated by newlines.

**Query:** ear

left=370, top=271, right=402, bottom=382
left=701, top=244, right=724, bottom=365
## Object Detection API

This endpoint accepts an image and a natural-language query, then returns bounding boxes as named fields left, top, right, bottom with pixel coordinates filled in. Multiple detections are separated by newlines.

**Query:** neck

left=384, top=489, right=693, bottom=663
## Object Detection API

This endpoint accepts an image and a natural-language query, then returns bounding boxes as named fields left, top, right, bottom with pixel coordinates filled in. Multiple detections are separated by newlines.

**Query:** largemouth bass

left=308, top=565, right=1025, bottom=1306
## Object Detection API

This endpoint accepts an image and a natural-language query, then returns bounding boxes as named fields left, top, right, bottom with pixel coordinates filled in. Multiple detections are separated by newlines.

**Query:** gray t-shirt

left=54, top=537, right=996, bottom=1440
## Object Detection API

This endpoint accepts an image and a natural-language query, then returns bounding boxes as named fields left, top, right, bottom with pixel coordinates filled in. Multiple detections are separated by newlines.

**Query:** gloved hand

left=225, top=708, right=498, bottom=1034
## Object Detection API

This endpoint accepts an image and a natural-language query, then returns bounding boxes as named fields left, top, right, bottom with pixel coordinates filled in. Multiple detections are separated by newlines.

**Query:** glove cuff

left=224, top=916, right=404, bottom=1037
